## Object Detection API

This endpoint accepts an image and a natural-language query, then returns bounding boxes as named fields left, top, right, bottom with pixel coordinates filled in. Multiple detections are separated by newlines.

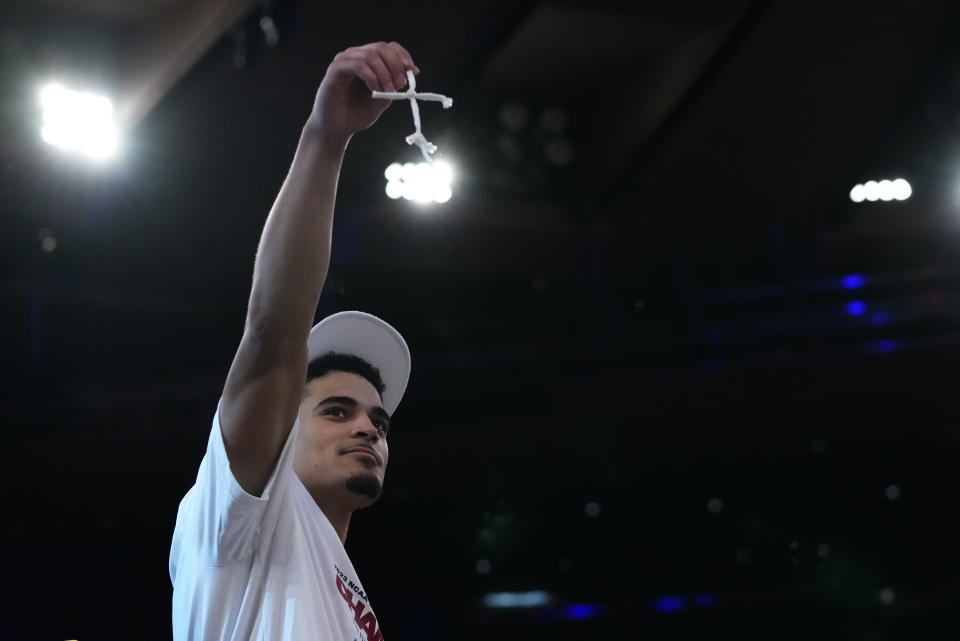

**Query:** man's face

left=293, top=371, right=390, bottom=508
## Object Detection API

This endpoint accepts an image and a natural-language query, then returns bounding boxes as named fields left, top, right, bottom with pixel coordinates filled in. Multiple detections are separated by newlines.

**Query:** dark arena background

left=3, top=1, right=960, bottom=639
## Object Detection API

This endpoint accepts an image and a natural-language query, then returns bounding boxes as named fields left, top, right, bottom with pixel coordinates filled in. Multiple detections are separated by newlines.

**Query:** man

left=169, top=42, right=418, bottom=640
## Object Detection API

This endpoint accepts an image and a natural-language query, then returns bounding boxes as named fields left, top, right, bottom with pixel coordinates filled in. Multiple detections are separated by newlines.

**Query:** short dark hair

left=306, top=352, right=386, bottom=398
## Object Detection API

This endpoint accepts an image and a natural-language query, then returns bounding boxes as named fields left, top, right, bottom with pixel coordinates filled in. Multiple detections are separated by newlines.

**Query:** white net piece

left=371, top=70, right=453, bottom=165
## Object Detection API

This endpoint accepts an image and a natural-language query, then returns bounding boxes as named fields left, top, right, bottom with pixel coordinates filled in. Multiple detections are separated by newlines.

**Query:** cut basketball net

left=372, top=70, right=452, bottom=166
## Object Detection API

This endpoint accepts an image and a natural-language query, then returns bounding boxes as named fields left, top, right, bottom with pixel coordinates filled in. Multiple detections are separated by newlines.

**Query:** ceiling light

left=483, top=591, right=551, bottom=608
left=384, top=160, right=454, bottom=204
left=39, top=83, right=118, bottom=160
left=849, top=178, right=911, bottom=203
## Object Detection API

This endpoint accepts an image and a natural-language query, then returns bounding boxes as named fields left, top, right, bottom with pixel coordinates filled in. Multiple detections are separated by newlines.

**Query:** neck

left=324, top=505, right=352, bottom=544
left=306, top=486, right=357, bottom=544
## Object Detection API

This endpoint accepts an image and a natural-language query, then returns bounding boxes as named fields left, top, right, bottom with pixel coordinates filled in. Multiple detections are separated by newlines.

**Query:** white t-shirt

left=169, top=404, right=385, bottom=641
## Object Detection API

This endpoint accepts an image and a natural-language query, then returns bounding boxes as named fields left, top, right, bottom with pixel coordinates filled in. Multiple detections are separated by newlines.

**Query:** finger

left=341, top=56, right=381, bottom=94
left=340, top=47, right=392, bottom=92
left=361, top=65, right=390, bottom=99
left=362, top=48, right=397, bottom=93
left=375, top=43, right=411, bottom=89
left=387, top=41, right=420, bottom=77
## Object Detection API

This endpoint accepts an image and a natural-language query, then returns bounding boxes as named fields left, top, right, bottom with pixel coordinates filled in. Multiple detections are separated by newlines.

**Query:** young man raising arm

left=170, top=42, right=416, bottom=641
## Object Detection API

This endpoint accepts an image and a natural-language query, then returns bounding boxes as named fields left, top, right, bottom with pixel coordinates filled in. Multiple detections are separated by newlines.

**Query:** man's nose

left=352, top=416, right=380, bottom=441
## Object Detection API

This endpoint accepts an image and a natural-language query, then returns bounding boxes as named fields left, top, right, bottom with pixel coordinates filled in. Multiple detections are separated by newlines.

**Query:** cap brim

left=307, top=311, right=410, bottom=416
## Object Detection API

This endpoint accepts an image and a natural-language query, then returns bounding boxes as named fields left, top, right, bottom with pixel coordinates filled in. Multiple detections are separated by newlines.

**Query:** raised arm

left=220, top=42, right=418, bottom=496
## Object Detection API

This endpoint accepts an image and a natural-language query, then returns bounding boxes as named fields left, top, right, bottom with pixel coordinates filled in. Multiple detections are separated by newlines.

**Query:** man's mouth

left=342, top=446, right=380, bottom=464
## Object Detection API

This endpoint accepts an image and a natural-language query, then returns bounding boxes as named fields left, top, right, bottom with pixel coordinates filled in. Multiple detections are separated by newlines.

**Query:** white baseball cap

left=307, top=311, right=411, bottom=416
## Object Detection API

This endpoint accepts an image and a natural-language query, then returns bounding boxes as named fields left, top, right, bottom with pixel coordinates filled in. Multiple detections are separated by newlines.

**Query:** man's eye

left=374, top=421, right=388, bottom=432
left=324, top=407, right=347, bottom=418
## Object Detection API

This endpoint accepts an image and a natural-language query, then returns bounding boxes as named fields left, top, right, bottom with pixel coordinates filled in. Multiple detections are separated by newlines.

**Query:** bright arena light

left=892, top=178, right=912, bottom=200
left=384, top=160, right=453, bottom=204
left=39, top=83, right=118, bottom=160
left=849, top=178, right=911, bottom=203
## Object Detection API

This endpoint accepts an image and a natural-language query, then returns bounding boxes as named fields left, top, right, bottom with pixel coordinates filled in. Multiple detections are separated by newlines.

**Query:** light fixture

left=845, top=300, right=867, bottom=316
left=841, top=274, right=866, bottom=289
left=653, top=596, right=687, bottom=613
left=563, top=604, right=601, bottom=620
left=39, top=83, right=118, bottom=160
left=849, top=178, right=911, bottom=203
left=384, top=160, right=453, bottom=204
left=483, top=591, right=551, bottom=608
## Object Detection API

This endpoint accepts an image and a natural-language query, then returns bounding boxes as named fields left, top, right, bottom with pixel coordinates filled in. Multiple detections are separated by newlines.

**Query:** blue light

left=845, top=300, right=867, bottom=316
left=654, top=596, right=688, bottom=613
left=563, top=604, right=600, bottom=620
left=695, top=594, right=716, bottom=608
left=842, top=274, right=866, bottom=290
left=875, top=339, right=897, bottom=353
left=869, top=312, right=892, bottom=326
